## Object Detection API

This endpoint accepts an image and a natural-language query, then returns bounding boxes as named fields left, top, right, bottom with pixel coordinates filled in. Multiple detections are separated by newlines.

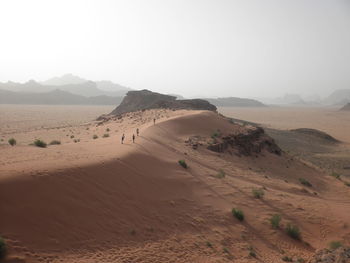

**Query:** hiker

left=136, top=128, right=139, bottom=136
left=132, top=134, right=135, bottom=143
left=153, top=118, right=156, bottom=125
left=121, top=133, right=125, bottom=144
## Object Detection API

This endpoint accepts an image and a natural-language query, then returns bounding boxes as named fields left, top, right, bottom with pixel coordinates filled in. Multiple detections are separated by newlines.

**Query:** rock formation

left=109, top=89, right=217, bottom=116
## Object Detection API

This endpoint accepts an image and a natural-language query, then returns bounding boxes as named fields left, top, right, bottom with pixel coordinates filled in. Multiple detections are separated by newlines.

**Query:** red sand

left=1, top=110, right=350, bottom=263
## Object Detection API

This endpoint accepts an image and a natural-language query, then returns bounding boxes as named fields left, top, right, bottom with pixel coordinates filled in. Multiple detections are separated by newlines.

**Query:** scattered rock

left=308, top=247, right=350, bottom=263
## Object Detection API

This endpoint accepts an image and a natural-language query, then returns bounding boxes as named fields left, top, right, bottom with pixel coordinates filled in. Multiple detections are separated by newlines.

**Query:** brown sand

left=218, top=106, right=350, bottom=143
left=1, top=108, right=350, bottom=263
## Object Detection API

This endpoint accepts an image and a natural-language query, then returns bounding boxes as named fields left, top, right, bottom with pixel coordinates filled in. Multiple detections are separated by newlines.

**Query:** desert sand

left=218, top=106, right=350, bottom=143
left=1, top=107, right=350, bottom=263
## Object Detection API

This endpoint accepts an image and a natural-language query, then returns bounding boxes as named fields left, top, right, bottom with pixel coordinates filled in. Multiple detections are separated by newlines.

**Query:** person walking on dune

left=121, top=133, right=125, bottom=144
left=136, top=128, right=139, bottom=136
left=132, top=134, right=135, bottom=143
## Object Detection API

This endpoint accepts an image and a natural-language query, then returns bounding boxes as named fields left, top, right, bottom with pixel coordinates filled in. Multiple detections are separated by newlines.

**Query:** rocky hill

left=0, top=89, right=123, bottom=105
left=109, top=89, right=217, bottom=116
left=340, top=103, right=350, bottom=111
left=205, top=97, right=266, bottom=107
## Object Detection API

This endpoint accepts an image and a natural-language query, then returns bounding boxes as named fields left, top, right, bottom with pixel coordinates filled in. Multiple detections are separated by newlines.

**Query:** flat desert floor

left=218, top=106, right=350, bottom=143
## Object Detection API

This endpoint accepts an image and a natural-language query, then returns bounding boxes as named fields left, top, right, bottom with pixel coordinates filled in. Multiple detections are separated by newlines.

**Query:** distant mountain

left=205, top=97, right=265, bottom=107
left=41, top=73, right=87, bottom=86
left=323, top=89, right=350, bottom=105
left=0, top=75, right=131, bottom=97
left=340, top=103, right=350, bottom=111
left=0, top=89, right=123, bottom=105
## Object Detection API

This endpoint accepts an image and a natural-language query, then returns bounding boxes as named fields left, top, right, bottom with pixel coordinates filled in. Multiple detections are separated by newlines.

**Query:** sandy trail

left=1, top=110, right=350, bottom=263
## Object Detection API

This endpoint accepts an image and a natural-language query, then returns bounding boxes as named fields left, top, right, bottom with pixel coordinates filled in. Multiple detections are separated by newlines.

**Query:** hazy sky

left=0, top=0, right=349, bottom=98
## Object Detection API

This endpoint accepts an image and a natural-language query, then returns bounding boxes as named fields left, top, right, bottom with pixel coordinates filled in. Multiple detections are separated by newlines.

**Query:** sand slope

left=1, top=110, right=350, bottom=263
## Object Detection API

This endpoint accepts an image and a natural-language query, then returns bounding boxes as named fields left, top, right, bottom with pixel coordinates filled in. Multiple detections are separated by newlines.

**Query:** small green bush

left=232, top=208, right=244, bottom=221
left=329, top=241, right=342, bottom=250
left=286, top=224, right=301, bottom=240
left=249, top=251, right=256, bottom=258
left=282, top=256, right=293, bottom=262
left=206, top=241, right=212, bottom=248
left=211, top=130, right=221, bottom=139
left=73, top=139, right=80, bottom=143
left=106, top=128, right=110, bottom=132
left=252, top=188, right=265, bottom=199
left=330, top=172, right=341, bottom=179
left=93, top=134, right=98, bottom=139
left=299, top=178, right=312, bottom=187
left=103, top=133, right=110, bottom=138
left=344, top=182, right=350, bottom=187
left=34, top=139, right=47, bottom=148
left=8, top=138, right=16, bottom=146
left=70, top=135, right=75, bottom=138
left=270, top=214, right=281, bottom=229
left=0, top=236, right=6, bottom=260
left=49, top=140, right=61, bottom=145
left=217, top=169, right=225, bottom=178
left=223, top=247, right=229, bottom=254
left=178, top=160, right=188, bottom=168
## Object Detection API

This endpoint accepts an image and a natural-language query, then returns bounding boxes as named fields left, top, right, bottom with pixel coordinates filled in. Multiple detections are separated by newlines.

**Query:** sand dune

left=1, top=110, right=350, bottom=262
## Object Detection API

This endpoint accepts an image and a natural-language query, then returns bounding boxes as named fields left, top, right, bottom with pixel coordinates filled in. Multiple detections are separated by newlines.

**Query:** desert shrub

left=252, top=188, right=265, bottom=199
left=8, top=138, right=16, bottom=146
left=282, top=256, right=293, bottom=262
left=206, top=241, right=212, bottom=248
left=330, top=172, right=341, bottom=179
left=211, top=130, right=221, bottom=139
left=344, top=182, right=350, bottom=187
left=249, top=251, right=256, bottom=258
left=232, top=208, right=244, bottom=221
left=297, top=258, right=305, bottom=263
left=93, top=134, right=98, bottom=139
left=299, top=178, right=312, bottom=187
left=178, top=160, right=188, bottom=168
left=217, top=169, right=225, bottom=178
left=34, top=139, right=47, bottom=148
left=270, top=214, right=281, bottom=229
left=129, top=229, right=136, bottom=235
left=73, top=139, right=80, bottom=143
left=70, top=135, right=74, bottom=138
left=223, top=247, right=229, bottom=254
left=106, top=128, right=110, bottom=132
left=103, top=133, right=110, bottom=138
left=329, top=241, right=342, bottom=250
left=49, top=140, right=61, bottom=145
left=286, top=224, right=301, bottom=240
left=0, top=236, right=6, bottom=260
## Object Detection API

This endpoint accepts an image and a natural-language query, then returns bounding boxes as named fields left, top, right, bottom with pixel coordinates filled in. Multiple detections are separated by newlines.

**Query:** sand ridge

left=1, top=109, right=350, bottom=263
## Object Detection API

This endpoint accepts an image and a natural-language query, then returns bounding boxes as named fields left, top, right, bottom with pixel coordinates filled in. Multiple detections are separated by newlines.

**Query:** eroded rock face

left=308, top=247, right=350, bottom=263
left=207, top=127, right=282, bottom=156
left=108, top=89, right=217, bottom=116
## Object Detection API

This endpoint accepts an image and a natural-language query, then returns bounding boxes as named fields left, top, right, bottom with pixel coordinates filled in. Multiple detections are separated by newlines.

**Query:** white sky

left=0, top=0, right=349, bottom=98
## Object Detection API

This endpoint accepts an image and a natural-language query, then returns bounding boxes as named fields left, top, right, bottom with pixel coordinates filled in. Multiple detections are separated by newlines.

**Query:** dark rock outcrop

left=109, top=89, right=217, bottom=116
left=207, top=127, right=282, bottom=156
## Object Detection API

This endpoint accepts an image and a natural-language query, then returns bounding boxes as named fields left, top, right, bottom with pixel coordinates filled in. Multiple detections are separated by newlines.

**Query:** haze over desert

left=1, top=0, right=350, bottom=262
